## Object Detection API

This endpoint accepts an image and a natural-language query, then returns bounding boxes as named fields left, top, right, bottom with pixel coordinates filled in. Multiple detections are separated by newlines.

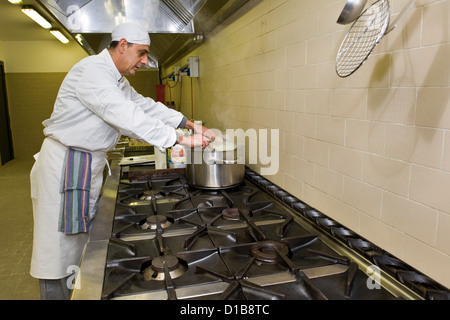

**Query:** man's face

left=118, top=40, right=150, bottom=76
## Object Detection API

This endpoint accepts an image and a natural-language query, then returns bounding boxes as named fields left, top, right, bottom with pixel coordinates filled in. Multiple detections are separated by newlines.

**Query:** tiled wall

left=163, top=0, right=450, bottom=288
left=5, top=71, right=159, bottom=158
left=6, top=73, right=66, bottom=158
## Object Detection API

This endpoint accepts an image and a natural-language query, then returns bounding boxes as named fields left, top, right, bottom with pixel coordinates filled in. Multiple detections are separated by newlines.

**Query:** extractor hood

left=35, top=0, right=252, bottom=68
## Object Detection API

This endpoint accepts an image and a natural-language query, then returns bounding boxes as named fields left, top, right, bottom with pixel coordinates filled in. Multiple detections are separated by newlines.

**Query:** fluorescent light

left=75, top=34, right=96, bottom=55
left=50, top=29, right=69, bottom=44
left=8, top=0, right=23, bottom=4
left=21, top=6, right=52, bottom=29
left=75, top=34, right=83, bottom=44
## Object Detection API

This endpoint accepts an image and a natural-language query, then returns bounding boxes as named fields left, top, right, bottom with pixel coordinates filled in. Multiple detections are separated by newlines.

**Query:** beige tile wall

left=164, top=0, right=450, bottom=288
left=6, top=73, right=67, bottom=158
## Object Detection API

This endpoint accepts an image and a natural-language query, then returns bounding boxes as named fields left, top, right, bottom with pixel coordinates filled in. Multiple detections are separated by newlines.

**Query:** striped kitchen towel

left=58, top=148, right=92, bottom=235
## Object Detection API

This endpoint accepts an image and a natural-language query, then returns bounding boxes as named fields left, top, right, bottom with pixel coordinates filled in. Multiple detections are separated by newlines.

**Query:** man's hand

left=185, top=120, right=216, bottom=145
left=178, top=134, right=210, bottom=148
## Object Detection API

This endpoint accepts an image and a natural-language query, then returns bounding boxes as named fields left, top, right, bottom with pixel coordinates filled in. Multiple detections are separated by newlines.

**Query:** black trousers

left=39, top=276, right=71, bottom=300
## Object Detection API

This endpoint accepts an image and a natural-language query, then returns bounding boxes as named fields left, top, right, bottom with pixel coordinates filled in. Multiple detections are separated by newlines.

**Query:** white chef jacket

left=30, top=48, right=186, bottom=280
left=43, top=48, right=185, bottom=151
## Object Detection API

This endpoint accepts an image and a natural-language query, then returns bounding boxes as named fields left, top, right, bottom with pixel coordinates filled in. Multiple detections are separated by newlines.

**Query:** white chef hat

left=111, top=23, right=151, bottom=46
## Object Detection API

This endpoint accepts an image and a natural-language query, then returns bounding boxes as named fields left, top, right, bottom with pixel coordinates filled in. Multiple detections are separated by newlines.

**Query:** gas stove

left=79, top=163, right=447, bottom=301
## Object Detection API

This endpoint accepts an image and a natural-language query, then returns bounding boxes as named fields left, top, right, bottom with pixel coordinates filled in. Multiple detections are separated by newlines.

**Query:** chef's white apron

left=30, top=138, right=106, bottom=279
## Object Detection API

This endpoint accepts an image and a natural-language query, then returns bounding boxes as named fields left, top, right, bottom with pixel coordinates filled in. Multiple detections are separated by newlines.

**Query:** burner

left=222, top=208, right=240, bottom=221
left=251, top=241, right=290, bottom=264
left=140, top=215, right=171, bottom=230
left=197, top=200, right=214, bottom=208
left=152, top=192, right=165, bottom=200
left=152, top=255, right=179, bottom=272
left=142, top=255, right=187, bottom=281
left=139, top=191, right=152, bottom=201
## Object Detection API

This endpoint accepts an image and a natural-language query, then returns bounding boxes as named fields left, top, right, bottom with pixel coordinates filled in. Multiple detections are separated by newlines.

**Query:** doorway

left=0, top=61, right=14, bottom=165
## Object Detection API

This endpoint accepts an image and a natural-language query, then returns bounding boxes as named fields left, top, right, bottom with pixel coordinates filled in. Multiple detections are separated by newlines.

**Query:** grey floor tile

left=0, top=158, right=39, bottom=300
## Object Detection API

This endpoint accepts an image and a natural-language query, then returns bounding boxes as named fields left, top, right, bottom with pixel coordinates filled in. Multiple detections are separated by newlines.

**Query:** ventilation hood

left=36, top=0, right=252, bottom=68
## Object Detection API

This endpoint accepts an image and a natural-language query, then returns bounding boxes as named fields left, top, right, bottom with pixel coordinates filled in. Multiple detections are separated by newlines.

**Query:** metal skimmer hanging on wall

left=335, top=0, right=417, bottom=78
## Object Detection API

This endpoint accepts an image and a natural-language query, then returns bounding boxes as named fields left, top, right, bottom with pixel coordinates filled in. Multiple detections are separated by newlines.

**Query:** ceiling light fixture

left=21, top=6, right=52, bottom=29
left=50, top=29, right=69, bottom=44
left=8, top=0, right=23, bottom=4
left=75, top=34, right=83, bottom=44
left=75, top=34, right=96, bottom=55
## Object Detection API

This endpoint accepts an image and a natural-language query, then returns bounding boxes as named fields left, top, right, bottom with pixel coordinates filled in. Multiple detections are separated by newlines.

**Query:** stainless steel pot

left=185, top=141, right=245, bottom=189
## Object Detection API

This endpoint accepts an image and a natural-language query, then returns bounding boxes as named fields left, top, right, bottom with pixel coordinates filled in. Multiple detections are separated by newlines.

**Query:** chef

left=30, top=22, right=213, bottom=299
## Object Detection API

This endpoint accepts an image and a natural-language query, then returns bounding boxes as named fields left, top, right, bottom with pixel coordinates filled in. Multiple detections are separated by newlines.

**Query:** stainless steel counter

left=69, top=158, right=444, bottom=300
left=71, top=160, right=121, bottom=300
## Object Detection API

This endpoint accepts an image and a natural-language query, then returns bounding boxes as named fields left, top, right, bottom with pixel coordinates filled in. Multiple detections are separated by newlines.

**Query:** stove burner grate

left=140, top=215, right=171, bottom=230
left=251, top=241, right=290, bottom=264
left=222, top=208, right=240, bottom=221
left=151, top=255, right=179, bottom=272
left=141, top=255, right=187, bottom=281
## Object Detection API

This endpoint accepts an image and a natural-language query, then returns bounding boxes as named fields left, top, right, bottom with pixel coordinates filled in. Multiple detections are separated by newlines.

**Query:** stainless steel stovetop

left=71, top=161, right=450, bottom=300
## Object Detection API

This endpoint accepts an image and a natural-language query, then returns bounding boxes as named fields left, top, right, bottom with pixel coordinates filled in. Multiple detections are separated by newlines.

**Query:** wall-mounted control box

left=188, top=56, right=199, bottom=77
